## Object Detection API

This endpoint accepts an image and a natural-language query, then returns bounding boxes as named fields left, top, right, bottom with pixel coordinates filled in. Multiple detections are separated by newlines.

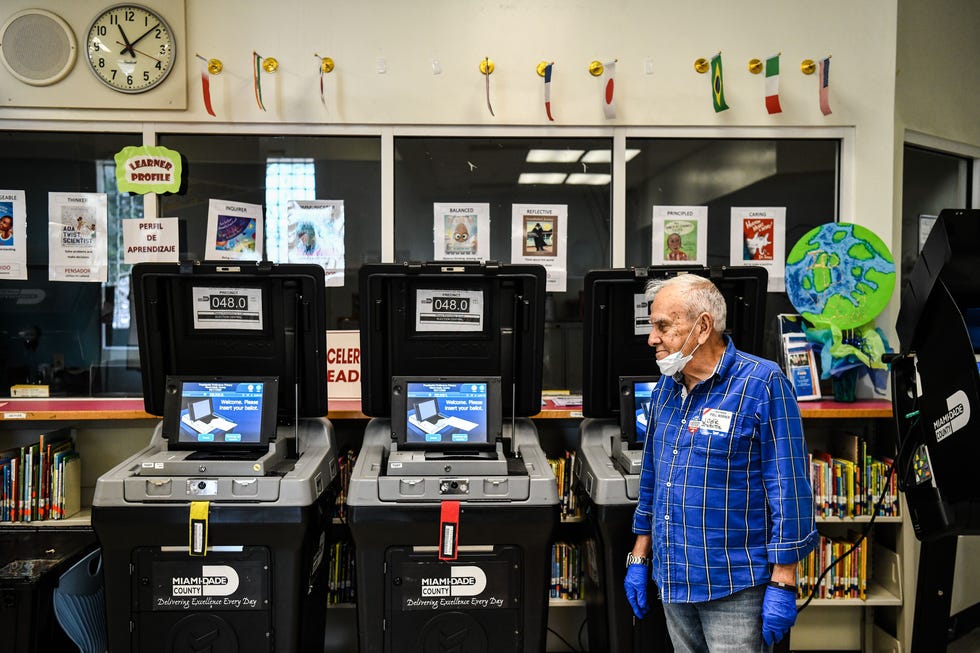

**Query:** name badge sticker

left=699, top=408, right=733, bottom=436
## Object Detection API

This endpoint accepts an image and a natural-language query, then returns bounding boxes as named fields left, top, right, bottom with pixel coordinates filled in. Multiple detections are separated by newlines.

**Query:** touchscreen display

left=171, top=378, right=275, bottom=447
left=619, top=376, right=658, bottom=445
left=403, top=380, right=492, bottom=447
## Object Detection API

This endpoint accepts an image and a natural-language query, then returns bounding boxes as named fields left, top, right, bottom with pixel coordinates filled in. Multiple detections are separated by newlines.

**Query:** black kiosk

left=92, top=262, right=337, bottom=653
left=575, top=266, right=768, bottom=653
left=888, top=208, right=980, bottom=649
left=347, top=261, right=559, bottom=653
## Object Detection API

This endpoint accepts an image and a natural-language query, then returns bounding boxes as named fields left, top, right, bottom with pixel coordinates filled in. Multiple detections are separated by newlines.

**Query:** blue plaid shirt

left=632, top=337, right=818, bottom=603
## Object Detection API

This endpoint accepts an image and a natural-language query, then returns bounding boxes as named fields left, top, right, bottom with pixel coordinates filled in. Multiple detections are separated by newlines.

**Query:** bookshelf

left=791, top=399, right=911, bottom=653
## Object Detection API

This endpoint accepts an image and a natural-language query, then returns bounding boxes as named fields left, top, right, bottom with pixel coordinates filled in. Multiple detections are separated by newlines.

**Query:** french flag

left=544, top=63, right=555, bottom=121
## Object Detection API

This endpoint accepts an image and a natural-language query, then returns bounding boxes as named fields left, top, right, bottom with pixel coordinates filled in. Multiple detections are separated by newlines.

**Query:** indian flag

left=710, top=53, right=729, bottom=112
left=765, top=54, right=782, bottom=114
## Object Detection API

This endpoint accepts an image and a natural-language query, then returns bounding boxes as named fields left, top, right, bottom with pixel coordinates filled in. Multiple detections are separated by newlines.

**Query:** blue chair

left=53, top=548, right=107, bottom=653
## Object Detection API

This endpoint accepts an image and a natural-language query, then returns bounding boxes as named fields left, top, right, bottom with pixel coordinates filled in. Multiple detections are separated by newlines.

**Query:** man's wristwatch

left=626, top=552, right=649, bottom=568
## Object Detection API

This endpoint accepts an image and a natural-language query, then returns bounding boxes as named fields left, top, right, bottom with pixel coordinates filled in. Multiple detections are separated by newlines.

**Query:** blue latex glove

left=624, top=563, right=649, bottom=619
left=761, top=585, right=798, bottom=645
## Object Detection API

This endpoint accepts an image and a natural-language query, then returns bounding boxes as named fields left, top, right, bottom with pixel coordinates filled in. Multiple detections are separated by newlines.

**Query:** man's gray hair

left=644, top=273, right=727, bottom=333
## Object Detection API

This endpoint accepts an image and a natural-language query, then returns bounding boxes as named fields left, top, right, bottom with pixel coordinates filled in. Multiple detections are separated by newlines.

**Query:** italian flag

left=765, top=54, right=782, bottom=114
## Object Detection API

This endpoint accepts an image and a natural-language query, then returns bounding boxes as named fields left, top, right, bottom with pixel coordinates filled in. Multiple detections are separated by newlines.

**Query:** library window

left=625, top=137, right=841, bottom=363
left=393, top=136, right=613, bottom=392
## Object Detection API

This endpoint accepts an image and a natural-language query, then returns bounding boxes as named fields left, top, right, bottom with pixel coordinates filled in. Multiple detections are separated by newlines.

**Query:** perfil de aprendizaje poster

left=0, top=190, right=27, bottom=280
left=511, top=203, right=567, bottom=291
left=652, top=205, right=707, bottom=266
left=285, top=199, right=346, bottom=287
left=123, top=217, right=179, bottom=264
left=433, top=203, right=490, bottom=261
left=206, top=199, right=263, bottom=261
left=47, top=192, right=108, bottom=282
left=730, top=207, right=786, bottom=292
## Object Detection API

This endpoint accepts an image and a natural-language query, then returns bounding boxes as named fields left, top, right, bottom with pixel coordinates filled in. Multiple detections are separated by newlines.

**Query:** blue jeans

left=661, top=583, right=770, bottom=653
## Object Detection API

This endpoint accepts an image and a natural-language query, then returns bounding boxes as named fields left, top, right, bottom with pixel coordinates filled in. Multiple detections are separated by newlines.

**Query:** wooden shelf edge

left=0, top=507, right=92, bottom=527
left=549, top=598, right=586, bottom=607
left=797, top=579, right=901, bottom=607
left=816, top=515, right=902, bottom=524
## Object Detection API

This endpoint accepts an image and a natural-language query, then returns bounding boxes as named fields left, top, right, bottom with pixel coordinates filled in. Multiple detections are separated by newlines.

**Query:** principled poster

left=510, top=203, right=567, bottom=292
left=47, top=192, right=108, bottom=282
left=652, top=205, right=707, bottom=266
left=729, top=207, right=786, bottom=291
left=433, top=203, right=490, bottom=261
left=206, top=199, right=263, bottom=261
left=0, top=190, right=27, bottom=280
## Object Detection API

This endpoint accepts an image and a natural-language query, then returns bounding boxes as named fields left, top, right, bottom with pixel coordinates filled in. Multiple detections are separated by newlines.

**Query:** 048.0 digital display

left=432, top=297, right=470, bottom=313
left=210, top=294, right=250, bottom=310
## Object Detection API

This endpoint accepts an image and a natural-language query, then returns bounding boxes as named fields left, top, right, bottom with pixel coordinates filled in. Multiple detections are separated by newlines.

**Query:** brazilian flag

left=710, top=53, right=729, bottom=112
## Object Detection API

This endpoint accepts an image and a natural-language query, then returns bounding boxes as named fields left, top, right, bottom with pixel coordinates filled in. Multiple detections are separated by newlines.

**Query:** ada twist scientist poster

left=206, top=199, right=263, bottom=261
left=510, top=203, right=567, bottom=292
left=729, top=207, right=786, bottom=292
left=652, top=205, right=707, bottom=266
left=48, top=192, right=108, bottom=282
left=0, top=190, right=27, bottom=280
left=433, top=203, right=490, bottom=261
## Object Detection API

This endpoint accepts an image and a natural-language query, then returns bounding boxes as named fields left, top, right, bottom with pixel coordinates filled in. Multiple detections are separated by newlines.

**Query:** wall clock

left=85, top=3, right=176, bottom=93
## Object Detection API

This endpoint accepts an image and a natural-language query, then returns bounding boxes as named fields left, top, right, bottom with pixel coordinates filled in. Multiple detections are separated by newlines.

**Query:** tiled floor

left=949, top=627, right=980, bottom=653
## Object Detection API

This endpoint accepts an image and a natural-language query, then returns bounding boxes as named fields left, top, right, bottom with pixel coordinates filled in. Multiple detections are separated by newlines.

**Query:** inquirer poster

left=47, top=192, right=108, bottom=282
left=284, top=200, right=345, bottom=287
left=0, top=190, right=27, bottom=280
left=206, top=199, right=263, bottom=261
left=433, top=203, right=490, bottom=261
left=511, top=203, right=567, bottom=292
left=729, top=207, right=786, bottom=292
left=652, top=205, right=707, bottom=266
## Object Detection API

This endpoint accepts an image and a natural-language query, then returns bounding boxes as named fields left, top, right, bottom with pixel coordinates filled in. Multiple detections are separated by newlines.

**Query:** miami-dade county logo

left=934, top=390, right=971, bottom=443
left=420, top=566, right=487, bottom=597
left=171, top=565, right=240, bottom=597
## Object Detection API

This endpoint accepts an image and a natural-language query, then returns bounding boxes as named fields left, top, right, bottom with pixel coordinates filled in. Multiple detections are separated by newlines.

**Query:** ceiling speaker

left=0, top=9, right=76, bottom=86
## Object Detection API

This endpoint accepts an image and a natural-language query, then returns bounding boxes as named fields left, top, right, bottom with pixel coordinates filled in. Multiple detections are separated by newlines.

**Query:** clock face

left=86, top=4, right=175, bottom=93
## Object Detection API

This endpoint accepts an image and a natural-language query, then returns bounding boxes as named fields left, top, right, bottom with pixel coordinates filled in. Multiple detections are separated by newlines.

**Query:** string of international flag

left=190, top=52, right=833, bottom=119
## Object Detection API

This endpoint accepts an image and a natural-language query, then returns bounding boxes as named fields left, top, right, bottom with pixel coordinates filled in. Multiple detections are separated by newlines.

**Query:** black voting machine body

left=347, top=262, right=559, bottom=653
left=889, top=209, right=980, bottom=650
left=92, top=263, right=338, bottom=653
left=576, top=266, right=768, bottom=653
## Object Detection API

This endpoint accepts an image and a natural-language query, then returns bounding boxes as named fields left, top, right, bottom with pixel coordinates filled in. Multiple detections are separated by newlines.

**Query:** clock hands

left=114, top=41, right=161, bottom=63
left=128, top=22, right=161, bottom=50
left=117, top=25, right=136, bottom=57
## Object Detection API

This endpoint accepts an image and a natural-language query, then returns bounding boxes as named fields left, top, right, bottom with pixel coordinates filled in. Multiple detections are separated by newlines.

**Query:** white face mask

left=656, top=314, right=704, bottom=377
